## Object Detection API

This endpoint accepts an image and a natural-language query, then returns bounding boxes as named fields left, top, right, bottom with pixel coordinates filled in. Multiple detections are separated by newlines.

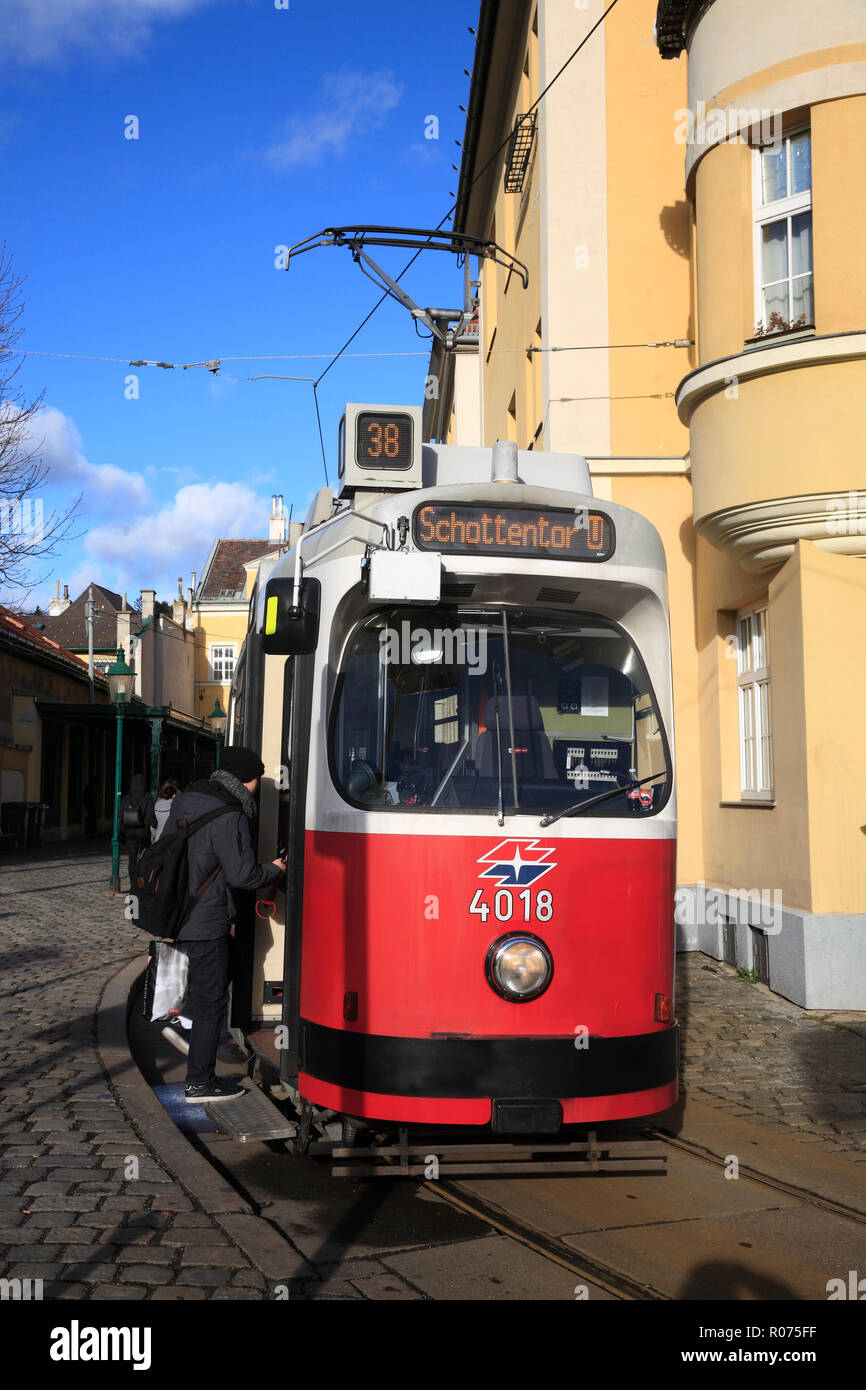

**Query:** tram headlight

left=486, top=934, right=553, bottom=1002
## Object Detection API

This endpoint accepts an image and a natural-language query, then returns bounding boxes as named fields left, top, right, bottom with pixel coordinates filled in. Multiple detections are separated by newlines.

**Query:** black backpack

left=127, top=805, right=236, bottom=940
left=122, top=801, right=145, bottom=831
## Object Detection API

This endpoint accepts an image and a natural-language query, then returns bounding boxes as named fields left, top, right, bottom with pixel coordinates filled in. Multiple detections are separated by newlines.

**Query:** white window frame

left=209, top=643, right=236, bottom=683
left=736, top=603, right=773, bottom=802
left=752, top=127, right=813, bottom=335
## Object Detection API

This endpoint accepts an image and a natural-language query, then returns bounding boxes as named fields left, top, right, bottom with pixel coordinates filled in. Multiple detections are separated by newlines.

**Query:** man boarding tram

left=164, top=746, right=286, bottom=1103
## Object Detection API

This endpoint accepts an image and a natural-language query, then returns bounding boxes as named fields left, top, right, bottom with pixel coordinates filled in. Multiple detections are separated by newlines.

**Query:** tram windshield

left=331, top=608, right=671, bottom=817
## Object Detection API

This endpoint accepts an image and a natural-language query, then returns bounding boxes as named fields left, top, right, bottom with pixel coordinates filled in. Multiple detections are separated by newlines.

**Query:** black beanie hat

left=219, top=745, right=265, bottom=783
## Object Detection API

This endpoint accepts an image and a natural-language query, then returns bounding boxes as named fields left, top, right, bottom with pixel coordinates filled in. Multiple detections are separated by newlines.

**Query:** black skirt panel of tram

left=299, top=1020, right=679, bottom=1099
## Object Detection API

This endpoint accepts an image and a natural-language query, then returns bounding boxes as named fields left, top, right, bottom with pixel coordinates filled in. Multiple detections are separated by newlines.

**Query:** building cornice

left=454, top=0, right=529, bottom=238
left=698, top=492, right=866, bottom=573
left=675, top=331, right=866, bottom=425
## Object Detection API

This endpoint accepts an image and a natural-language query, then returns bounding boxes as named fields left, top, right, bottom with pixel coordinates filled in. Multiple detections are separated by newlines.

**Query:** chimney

left=116, top=606, right=132, bottom=661
left=269, top=494, right=286, bottom=545
left=141, top=589, right=156, bottom=620
left=48, top=580, right=71, bottom=616
left=173, top=577, right=186, bottom=627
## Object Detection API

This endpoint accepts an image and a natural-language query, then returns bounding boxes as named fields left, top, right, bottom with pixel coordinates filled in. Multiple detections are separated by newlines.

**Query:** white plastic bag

left=149, top=942, right=189, bottom=1021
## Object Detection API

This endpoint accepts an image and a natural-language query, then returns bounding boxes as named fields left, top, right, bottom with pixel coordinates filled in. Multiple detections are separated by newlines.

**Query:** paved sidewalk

left=677, top=954, right=866, bottom=1162
left=1, top=842, right=863, bottom=1302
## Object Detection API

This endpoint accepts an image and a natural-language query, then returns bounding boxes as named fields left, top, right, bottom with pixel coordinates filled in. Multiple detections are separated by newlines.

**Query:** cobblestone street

left=0, top=842, right=864, bottom=1301
left=0, top=843, right=274, bottom=1300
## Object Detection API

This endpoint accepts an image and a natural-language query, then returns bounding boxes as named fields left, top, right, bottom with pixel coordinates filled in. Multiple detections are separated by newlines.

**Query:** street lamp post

left=208, top=699, right=227, bottom=768
left=107, top=647, right=135, bottom=892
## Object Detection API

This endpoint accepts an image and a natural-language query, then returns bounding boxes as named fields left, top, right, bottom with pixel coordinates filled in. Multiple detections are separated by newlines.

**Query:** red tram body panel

left=298, top=829, right=677, bottom=1124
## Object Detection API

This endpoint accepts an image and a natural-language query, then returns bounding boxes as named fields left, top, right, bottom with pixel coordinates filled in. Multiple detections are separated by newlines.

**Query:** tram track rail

left=648, top=1128, right=866, bottom=1228
left=427, top=1178, right=668, bottom=1300
left=418, top=1125, right=866, bottom=1301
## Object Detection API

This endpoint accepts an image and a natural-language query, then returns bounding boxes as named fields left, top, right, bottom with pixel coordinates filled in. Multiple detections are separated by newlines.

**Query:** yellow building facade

left=189, top=499, right=303, bottom=727
left=431, top=0, right=865, bottom=1007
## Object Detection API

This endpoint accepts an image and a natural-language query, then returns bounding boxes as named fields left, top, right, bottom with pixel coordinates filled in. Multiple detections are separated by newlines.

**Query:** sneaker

left=161, top=1018, right=190, bottom=1056
left=184, top=1078, right=246, bottom=1104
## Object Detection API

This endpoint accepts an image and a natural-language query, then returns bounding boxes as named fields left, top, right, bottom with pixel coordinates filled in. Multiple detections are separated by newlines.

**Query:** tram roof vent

left=536, top=586, right=579, bottom=604
left=492, top=438, right=519, bottom=484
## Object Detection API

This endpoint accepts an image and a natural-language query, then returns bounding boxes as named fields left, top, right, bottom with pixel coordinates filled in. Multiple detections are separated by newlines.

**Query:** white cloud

left=23, top=405, right=150, bottom=512
left=404, top=141, right=445, bottom=166
left=81, top=479, right=270, bottom=598
left=264, top=68, right=403, bottom=169
left=0, top=0, right=224, bottom=66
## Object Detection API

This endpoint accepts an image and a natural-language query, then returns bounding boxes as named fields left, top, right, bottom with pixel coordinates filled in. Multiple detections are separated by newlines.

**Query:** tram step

left=203, top=1078, right=297, bottom=1142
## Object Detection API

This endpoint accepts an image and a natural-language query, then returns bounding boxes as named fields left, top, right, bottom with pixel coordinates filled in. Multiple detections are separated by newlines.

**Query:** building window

left=210, top=644, right=236, bottom=682
left=737, top=605, right=773, bottom=799
left=753, top=129, right=813, bottom=334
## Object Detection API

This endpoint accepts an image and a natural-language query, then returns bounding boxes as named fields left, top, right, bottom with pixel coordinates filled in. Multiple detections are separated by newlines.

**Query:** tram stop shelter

left=33, top=699, right=221, bottom=840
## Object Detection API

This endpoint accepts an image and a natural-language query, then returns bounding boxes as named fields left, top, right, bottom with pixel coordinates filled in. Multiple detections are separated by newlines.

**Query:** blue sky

left=1, top=0, right=477, bottom=609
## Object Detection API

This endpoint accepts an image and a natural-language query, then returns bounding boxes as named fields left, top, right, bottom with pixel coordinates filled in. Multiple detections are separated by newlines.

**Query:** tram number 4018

left=469, top=888, right=553, bottom=922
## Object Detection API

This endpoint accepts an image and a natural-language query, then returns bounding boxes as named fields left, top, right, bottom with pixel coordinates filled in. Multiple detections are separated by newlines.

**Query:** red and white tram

left=226, top=403, right=678, bottom=1163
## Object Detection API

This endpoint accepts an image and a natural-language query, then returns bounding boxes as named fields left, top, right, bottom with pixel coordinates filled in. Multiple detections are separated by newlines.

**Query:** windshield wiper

left=539, top=771, right=667, bottom=828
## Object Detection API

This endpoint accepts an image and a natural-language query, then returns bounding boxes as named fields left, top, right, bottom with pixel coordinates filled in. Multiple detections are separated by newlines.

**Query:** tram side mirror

left=262, top=577, right=321, bottom=655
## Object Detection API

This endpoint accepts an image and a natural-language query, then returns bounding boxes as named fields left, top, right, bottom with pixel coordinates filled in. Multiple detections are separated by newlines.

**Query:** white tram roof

left=421, top=442, right=592, bottom=495
left=250, top=439, right=668, bottom=638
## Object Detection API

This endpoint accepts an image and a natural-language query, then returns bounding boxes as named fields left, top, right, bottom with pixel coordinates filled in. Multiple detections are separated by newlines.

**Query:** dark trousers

left=180, top=937, right=231, bottom=1086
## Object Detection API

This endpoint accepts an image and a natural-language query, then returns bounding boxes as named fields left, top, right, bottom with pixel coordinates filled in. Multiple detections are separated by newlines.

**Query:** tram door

left=276, top=651, right=315, bottom=1084
left=229, top=645, right=289, bottom=1038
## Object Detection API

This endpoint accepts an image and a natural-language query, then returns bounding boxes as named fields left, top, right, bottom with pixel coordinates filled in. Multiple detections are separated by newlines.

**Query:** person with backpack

left=119, top=773, right=156, bottom=891
left=162, top=746, right=284, bottom=1104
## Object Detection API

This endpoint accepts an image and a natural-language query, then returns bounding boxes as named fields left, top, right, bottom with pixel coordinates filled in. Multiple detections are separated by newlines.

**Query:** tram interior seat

left=475, top=696, right=557, bottom=781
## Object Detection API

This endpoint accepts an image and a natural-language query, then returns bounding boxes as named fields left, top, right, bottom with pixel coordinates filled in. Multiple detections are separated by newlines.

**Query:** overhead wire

left=307, top=0, right=624, bottom=474
left=18, top=2, right=628, bottom=490
left=18, top=340, right=691, bottom=368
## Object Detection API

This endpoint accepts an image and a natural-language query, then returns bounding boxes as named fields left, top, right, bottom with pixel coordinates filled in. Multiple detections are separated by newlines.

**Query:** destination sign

left=413, top=504, right=614, bottom=561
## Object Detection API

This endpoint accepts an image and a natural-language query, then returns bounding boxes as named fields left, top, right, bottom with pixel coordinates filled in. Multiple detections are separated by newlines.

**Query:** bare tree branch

left=0, top=242, right=81, bottom=600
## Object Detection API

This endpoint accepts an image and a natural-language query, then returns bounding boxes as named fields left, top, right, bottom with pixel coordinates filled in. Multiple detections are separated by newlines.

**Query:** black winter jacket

left=166, top=777, right=281, bottom=941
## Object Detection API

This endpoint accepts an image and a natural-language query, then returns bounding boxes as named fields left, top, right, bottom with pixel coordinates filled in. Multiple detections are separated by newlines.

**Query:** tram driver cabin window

left=210, top=644, right=236, bottom=683
left=736, top=605, right=774, bottom=801
left=331, top=609, right=672, bottom=816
